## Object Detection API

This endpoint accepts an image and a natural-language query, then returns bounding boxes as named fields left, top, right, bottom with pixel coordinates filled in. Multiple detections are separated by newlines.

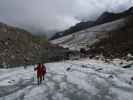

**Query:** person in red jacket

left=34, top=63, right=43, bottom=85
left=41, top=64, right=46, bottom=80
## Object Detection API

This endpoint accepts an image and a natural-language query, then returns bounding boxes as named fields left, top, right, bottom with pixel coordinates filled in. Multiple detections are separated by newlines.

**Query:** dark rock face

left=96, top=7, right=133, bottom=24
left=0, top=23, right=69, bottom=67
left=89, top=15, right=133, bottom=59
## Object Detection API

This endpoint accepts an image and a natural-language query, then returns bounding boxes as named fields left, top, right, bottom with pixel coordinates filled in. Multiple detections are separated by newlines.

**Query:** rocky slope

left=0, top=23, right=69, bottom=67
left=51, top=17, right=127, bottom=51
left=89, top=15, right=133, bottom=59
left=51, top=7, right=133, bottom=59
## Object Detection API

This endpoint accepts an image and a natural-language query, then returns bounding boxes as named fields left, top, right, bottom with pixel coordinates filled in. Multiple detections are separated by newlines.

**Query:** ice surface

left=0, top=58, right=133, bottom=100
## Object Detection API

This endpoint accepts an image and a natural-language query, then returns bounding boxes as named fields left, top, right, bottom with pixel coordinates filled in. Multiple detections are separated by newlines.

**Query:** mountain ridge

left=51, top=7, right=133, bottom=40
left=51, top=7, right=133, bottom=59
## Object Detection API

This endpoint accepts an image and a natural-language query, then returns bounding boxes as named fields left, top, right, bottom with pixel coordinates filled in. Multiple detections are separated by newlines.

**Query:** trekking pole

left=33, top=65, right=36, bottom=83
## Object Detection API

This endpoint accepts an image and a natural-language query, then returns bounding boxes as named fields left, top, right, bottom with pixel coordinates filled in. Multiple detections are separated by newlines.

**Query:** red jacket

left=34, top=64, right=42, bottom=77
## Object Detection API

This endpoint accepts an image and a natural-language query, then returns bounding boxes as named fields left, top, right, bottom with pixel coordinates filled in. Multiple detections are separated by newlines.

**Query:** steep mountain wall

left=51, top=17, right=127, bottom=51
left=0, top=23, right=69, bottom=67
left=89, top=15, right=133, bottom=59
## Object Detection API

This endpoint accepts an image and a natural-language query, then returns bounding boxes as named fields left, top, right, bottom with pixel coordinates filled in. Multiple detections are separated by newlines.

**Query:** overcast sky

left=0, top=0, right=133, bottom=36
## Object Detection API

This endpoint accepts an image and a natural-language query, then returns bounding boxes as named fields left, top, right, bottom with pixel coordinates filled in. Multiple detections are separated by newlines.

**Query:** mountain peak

left=96, top=6, right=133, bottom=24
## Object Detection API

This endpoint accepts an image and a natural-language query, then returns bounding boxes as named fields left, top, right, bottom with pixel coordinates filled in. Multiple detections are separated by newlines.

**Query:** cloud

left=0, top=0, right=132, bottom=36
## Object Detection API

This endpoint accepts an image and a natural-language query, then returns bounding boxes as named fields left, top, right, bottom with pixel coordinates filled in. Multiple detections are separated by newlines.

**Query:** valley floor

left=0, top=58, right=133, bottom=100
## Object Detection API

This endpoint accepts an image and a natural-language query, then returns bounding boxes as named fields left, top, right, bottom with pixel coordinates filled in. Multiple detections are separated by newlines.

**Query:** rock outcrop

left=0, top=23, right=69, bottom=67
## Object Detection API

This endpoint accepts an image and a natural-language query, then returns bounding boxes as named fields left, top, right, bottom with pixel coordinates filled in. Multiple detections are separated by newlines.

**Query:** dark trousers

left=37, top=75, right=42, bottom=85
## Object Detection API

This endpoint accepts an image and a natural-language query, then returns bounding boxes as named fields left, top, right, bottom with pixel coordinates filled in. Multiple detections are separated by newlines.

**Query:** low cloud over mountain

left=0, top=0, right=133, bottom=36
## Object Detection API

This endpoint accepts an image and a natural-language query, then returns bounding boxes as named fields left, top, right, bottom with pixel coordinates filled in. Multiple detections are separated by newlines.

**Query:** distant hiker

left=34, top=63, right=43, bottom=85
left=41, top=64, right=46, bottom=80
